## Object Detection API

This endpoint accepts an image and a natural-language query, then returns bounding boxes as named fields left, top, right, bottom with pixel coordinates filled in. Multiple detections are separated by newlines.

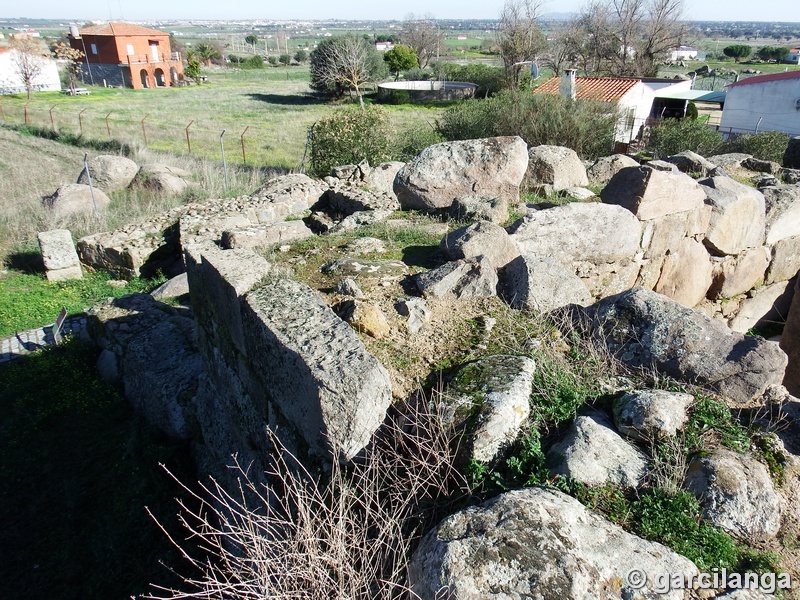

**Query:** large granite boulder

left=440, top=221, right=520, bottom=270
left=241, top=278, right=392, bottom=460
left=581, top=288, right=788, bottom=404
left=613, top=389, right=693, bottom=441
left=394, top=137, right=528, bottom=210
left=600, top=166, right=706, bottom=221
left=685, top=450, right=782, bottom=542
left=653, top=238, right=714, bottom=307
left=763, top=185, right=800, bottom=245
left=586, top=153, right=639, bottom=185
left=710, top=247, right=770, bottom=300
left=501, top=254, right=592, bottom=312
left=409, top=487, right=698, bottom=600
left=665, top=150, right=718, bottom=176
left=784, top=136, right=800, bottom=169
left=77, top=154, right=139, bottom=192
left=780, top=277, right=800, bottom=395
left=45, top=183, right=111, bottom=220
left=508, top=203, right=641, bottom=264
left=700, top=176, right=766, bottom=256
left=546, top=412, right=647, bottom=487
left=525, top=145, right=589, bottom=194
left=415, top=256, right=499, bottom=299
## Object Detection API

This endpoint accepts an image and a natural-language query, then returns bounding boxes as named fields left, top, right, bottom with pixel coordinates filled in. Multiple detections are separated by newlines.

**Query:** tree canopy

left=310, top=35, right=386, bottom=108
left=497, top=0, right=547, bottom=89
left=723, top=44, right=752, bottom=62
left=400, top=15, right=444, bottom=68
left=383, top=45, right=418, bottom=80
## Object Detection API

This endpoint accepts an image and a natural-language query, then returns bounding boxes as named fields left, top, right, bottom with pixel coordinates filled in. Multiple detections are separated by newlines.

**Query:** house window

left=90, top=43, right=97, bottom=54
left=126, top=44, right=135, bottom=56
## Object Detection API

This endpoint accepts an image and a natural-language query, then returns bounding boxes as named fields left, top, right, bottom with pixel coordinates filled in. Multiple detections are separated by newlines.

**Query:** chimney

left=560, top=69, right=577, bottom=101
left=69, top=25, right=81, bottom=39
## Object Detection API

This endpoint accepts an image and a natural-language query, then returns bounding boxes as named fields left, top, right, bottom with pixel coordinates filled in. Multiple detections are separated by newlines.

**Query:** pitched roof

left=533, top=76, right=641, bottom=102
left=78, top=22, right=167, bottom=37
left=727, top=70, right=800, bottom=88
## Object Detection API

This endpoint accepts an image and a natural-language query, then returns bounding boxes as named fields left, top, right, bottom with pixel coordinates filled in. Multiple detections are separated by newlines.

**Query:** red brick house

left=68, top=22, right=183, bottom=89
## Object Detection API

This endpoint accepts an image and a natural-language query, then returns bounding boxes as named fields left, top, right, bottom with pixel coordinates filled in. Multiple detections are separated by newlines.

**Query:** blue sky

left=4, top=0, right=796, bottom=24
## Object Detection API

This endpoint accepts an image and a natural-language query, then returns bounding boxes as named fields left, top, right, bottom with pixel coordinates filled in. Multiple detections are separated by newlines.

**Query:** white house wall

left=616, top=83, right=656, bottom=143
left=0, top=49, right=62, bottom=95
left=720, top=79, right=800, bottom=136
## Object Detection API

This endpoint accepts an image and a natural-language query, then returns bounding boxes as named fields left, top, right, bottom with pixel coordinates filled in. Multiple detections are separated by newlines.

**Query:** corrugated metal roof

left=655, top=89, right=726, bottom=103
left=728, top=70, right=800, bottom=88
left=533, top=76, right=641, bottom=102
left=79, top=22, right=167, bottom=37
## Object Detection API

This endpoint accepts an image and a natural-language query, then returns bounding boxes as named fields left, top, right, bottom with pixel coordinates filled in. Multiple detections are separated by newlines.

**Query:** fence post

left=141, top=114, right=149, bottom=145
left=24, top=101, right=30, bottom=125
left=220, top=130, right=229, bottom=191
left=78, top=108, right=87, bottom=135
left=49, top=105, right=56, bottom=131
left=185, top=120, right=194, bottom=153
left=105, top=112, right=112, bottom=137
left=0, top=104, right=5, bottom=122
left=240, top=126, right=249, bottom=165
left=82, top=153, right=99, bottom=218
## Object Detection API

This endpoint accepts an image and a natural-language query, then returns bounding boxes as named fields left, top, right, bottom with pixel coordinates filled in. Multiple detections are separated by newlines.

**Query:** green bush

left=438, top=90, right=617, bottom=160
left=387, top=89, right=412, bottom=105
left=243, top=55, right=264, bottom=69
left=648, top=118, right=723, bottom=158
left=392, top=123, right=444, bottom=162
left=720, top=131, right=790, bottom=164
left=310, top=105, right=393, bottom=177
left=439, top=62, right=506, bottom=97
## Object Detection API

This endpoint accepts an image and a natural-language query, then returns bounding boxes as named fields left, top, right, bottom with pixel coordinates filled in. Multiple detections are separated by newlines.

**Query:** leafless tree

left=310, top=35, right=380, bottom=108
left=540, top=20, right=584, bottom=75
left=574, top=0, right=687, bottom=77
left=401, top=14, right=444, bottom=69
left=51, top=41, right=84, bottom=93
left=9, top=37, right=49, bottom=99
left=497, top=0, right=547, bottom=89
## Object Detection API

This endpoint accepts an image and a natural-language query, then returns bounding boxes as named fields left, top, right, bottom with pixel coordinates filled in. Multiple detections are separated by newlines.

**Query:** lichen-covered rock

left=501, top=254, right=592, bottom=312
left=665, top=150, right=718, bottom=176
left=546, top=412, right=647, bottom=487
left=447, top=355, right=535, bottom=463
left=525, top=144, right=589, bottom=194
left=150, top=272, right=189, bottom=300
left=221, top=220, right=314, bottom=250
left=144, top=172, right=189, bottom=196
left=766, top=235, right=800, bottom=284
left=394, top=136, right=528, bottom=210
left=508, top=202, right=641, bottom=264
left=700, top=176, right=766, bottom=256
left=613, top=389, right=693, bottom=441
left=440, top=221, right=520, bottom=270
left=780, top=277, right=800, bottom=395
left=587, top=153, right=639, bottom=185
left=322, top=257, right=407, bottom=277
left=685, top=450, right=782, bottom=542
left=415, top=256, right=498, bottom=299
left=327, top=186, right=400, bottom=215
left=409, top=487, right=698, bottom=600
left=77, top=154, right=139, bottom=192
left=709, top=247, right=770, bottom=299
left=600, top=166, right=706, bottom=221
left=583, top=288, right=788, bottom=404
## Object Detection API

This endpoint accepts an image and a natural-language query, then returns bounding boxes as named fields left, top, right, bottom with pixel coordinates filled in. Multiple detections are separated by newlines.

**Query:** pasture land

left=0, top=67, right=449, bottom=171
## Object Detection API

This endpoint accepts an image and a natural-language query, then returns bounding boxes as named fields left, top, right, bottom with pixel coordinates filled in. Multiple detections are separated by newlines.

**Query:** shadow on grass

left=6, top=249, right=44, bottom=274
left=247, top=92, right=326, bottom=106
left=401, top=244, right=443, bottom=269
left=0, top=338, right=196, bottom=600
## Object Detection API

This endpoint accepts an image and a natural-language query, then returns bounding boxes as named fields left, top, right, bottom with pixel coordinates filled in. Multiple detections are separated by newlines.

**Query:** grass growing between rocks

left=0, top=270, right=166, bottom=336
left=0, top=337, right=195, bottom=600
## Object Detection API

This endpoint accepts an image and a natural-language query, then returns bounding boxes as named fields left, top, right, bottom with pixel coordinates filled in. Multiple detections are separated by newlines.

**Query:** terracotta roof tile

left=534, top=76, right=641, bottom=102
left=79, top=22, right=167, bottom=37
left=727, top=70, right=800, bottom=88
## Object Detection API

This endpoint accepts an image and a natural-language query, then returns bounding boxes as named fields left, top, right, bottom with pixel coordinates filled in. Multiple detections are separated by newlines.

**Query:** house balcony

left=126, top=51, right=182, bottom=66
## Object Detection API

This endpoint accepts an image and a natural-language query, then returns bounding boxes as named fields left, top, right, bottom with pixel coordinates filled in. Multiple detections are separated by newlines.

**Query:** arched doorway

left=154, top=68, right=166, bottom=87
left=170, top=67, right=179, bottom=86
left=140, top=69, right=149, bottom=88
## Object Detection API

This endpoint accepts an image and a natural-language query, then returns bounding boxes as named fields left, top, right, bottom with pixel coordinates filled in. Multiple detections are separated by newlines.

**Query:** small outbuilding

left=719, top=70, right=800, bottom=137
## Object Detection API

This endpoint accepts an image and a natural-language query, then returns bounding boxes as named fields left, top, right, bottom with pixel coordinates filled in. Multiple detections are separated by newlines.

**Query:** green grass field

left=0, top=66, right=451, bottom=170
